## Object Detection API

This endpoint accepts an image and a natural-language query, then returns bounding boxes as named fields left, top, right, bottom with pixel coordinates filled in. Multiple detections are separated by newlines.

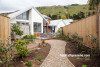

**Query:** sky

left=0, top=0, right=88, bottom=13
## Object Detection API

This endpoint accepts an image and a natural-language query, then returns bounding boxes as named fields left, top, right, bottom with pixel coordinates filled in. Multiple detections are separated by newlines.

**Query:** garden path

left=40, top=39, right=75, bottom=67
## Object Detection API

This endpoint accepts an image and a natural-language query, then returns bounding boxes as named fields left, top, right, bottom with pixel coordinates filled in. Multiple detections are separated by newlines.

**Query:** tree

left=92, top=11, right=96, bottom=14
left=66, top=14, right=70, bottom=19
left=11, top=24, right=23, bottom=39
left=88, top=12, right=91, bottom=16
left=48, top=14, right=51, bottom=18
left=59, top=16, right=61, bottom=19
left=88, top=0, right=100, bottom=48
left=51, top=15, right=57, bottom=20
left=61, top=16, right=67, bottom=19
left=73, top=14, right=80, bottom=20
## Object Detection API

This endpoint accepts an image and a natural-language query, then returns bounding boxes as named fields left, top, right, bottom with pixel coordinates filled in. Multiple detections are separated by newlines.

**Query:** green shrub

left=15, top=39, right=30, bottom=45
left=86, top=34, right=100, bottom=57
left=42, top=40, right=45, bottom=44
left=15, top=39, right=29, bottom=57
left=82, top=65, right=87, bottom=67
left=11, top=24, right=23, bottom=36
left=0, top=38, right=12, bottom=67
left=24, top=40, right=30, bottom=44
left=54, top=33, right=66, bottom=40
left=24, top=35, right=37, bottom=39
left=35, top=56, right=43, bottom=61
left=85, top=58, right=90, bottom=61
left=26, top=61, right=32, bottom=67
left=70, top=32, right=78, bottom=41
left=66, top=37, right=70, bottom=41
left=66, top=33, right=70, bottom=41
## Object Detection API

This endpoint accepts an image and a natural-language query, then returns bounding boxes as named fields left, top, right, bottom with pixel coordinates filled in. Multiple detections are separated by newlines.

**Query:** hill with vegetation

left=37, top=4, right=95, bottom=20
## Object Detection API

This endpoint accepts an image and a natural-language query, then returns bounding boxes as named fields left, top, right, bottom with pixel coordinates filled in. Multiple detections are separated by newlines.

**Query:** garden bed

left=65, top=41, right=100, bottom=67
left=9, top=43, right=51, bottom=67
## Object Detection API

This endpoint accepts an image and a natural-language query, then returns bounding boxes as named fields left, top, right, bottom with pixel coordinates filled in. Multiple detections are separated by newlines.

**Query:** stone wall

left=20, top=23, right=30, bottom=36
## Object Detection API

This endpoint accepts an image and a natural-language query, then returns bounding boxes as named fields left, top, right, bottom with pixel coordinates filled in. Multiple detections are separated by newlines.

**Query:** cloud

left=0, top=0, right=88, bottom=13
left=33, top=0, right=88, bottom=7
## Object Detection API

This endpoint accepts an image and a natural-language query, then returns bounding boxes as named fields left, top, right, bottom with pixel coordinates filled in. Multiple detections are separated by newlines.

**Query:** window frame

left=34, top=22, right=41, bottom=33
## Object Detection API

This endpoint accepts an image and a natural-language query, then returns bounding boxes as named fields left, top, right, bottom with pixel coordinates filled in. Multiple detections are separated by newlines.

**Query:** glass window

left=34, top=23, right=41, bottom=33
left=16, top=11, right=29, bottom=20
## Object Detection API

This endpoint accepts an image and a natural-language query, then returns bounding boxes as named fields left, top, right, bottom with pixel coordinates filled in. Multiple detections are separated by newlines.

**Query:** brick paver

left=40, top=40, right=75, bottom=67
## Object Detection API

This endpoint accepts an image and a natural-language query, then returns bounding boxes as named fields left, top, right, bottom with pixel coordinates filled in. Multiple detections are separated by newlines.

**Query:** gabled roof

left=1, top=6, right=49, bottom=24
left=7, top=6, right=36, bottom=19
left=63, top=19, right=73, bottom=25
left=42, top=14, right=51, bottom=19
left=33, top=7, right=49, bottom=24
left=49, top=19, right=65, bottom=26
left=0, top=10, right=18, bottom=17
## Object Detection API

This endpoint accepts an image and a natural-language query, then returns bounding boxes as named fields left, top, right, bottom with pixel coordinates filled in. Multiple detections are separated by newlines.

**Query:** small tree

left=11, top=24, right=23, bottom=39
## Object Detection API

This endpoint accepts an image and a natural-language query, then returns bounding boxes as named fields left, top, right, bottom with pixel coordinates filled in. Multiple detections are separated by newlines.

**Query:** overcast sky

left=0, top=0, right=88, bottom=13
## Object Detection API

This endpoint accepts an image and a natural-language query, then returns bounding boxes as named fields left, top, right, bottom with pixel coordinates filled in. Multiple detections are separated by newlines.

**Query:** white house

left=48, top=19, right=66, bottom=33
left=1, top=6, right=49, bottom=36
left=63, top=19, right=74, bottom=25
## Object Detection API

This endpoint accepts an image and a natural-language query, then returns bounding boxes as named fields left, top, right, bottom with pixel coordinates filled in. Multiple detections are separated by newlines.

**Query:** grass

left=26, top=61, right=32, bottom=67
left=77, top=57, right=80, bottom=60
left=67, top=5, right=93, bottom=16
left=82, top=65, right=88, bottom=67
left=37, top=6, right=67, bottom=16
left=37, top=5, right=94, bottom=19
left=35, top=56, right=43, bottom=61
left=85, top=58, right=90, bottom=61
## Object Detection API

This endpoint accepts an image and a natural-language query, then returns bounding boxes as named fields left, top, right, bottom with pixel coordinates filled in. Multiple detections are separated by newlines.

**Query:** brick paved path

left=40, top=40, right=75, bottom=67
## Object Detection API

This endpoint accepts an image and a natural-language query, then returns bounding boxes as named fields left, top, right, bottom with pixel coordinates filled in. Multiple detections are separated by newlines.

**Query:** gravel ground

left=40, top=39, right=75, bottom=67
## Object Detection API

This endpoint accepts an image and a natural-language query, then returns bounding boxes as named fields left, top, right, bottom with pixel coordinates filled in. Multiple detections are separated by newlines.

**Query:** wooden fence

left=63, top=14, right=100, bottom=48
left=0, top=15, right=10, bottom=47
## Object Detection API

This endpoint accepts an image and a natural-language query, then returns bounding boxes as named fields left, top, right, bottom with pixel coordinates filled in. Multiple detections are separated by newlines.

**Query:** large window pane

left=16, top=11, right=29, bottom=20
left=34, top=23, right=41, bottom=33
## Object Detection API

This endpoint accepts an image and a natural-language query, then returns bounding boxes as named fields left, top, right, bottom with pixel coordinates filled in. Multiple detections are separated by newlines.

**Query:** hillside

left=37, top=5, right=95, bottom=20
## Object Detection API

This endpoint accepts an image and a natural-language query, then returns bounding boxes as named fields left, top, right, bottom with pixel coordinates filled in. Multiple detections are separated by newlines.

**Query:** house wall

left=31, top=8, right=43, bottom=35
left=55, top=21, right=65, bottom=32
left=20, top=24, right=30, bottom=35
left=10, top=10, right=31, bottom=36
left=10, top=17, right=16, bottom=23
left=10, top=8, right=44, bottom=36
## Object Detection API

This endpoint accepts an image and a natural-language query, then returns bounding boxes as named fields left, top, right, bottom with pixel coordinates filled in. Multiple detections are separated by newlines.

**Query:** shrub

left=0, top=38, right=12, bottom=67
left=35, top=56, right=43, bottom=61
left=24, top=40, right=30, bottom=44
left=86, top=34, right=100, bottom=57
left=15, top=39, right=29, bottom=57
left=26, top=61, right=32, bottom=67
left=86, top=34, right=97, bottom=46
left=42, top=40, right=45, bottom=44
left=55, top=29, right=66, bottom=40
left=70, top=32, right=78, bottom=42
left=15, top=39, right=30, bottom=45
left=11, top=24, right=23, bottom=36
left=24, top=35, right=37, bottom=39
left=66, top=33, right=70, bottom=41
left=58, top=29, right=62, bottom=34
left=82, top=65, right=88, bottom=67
